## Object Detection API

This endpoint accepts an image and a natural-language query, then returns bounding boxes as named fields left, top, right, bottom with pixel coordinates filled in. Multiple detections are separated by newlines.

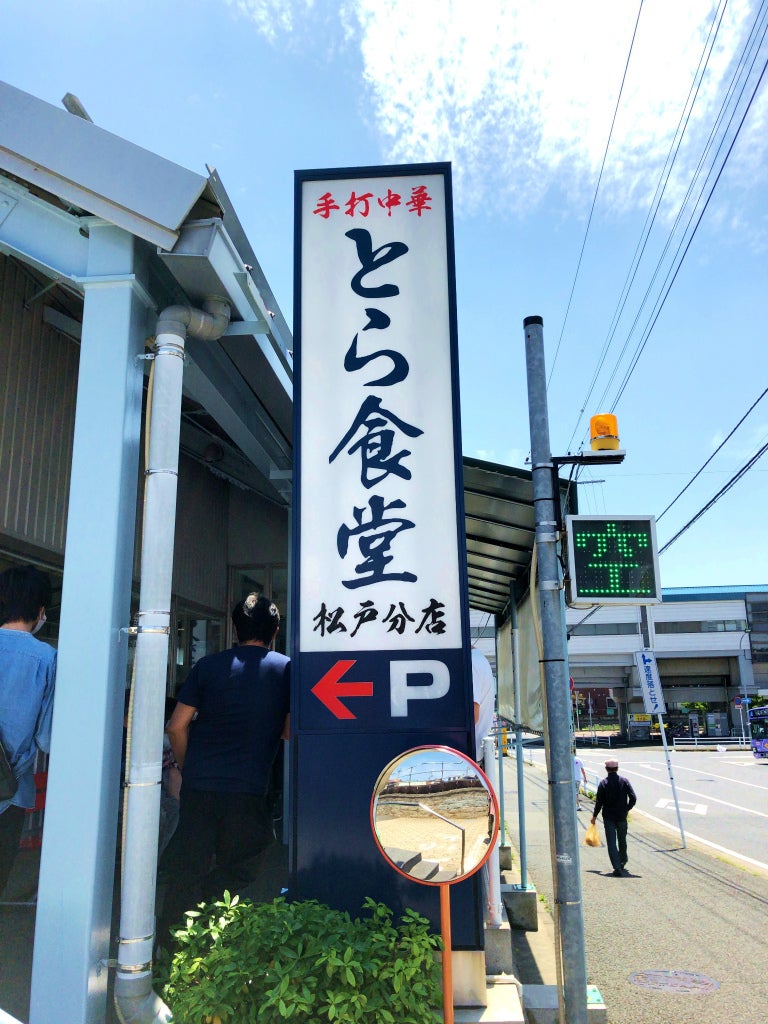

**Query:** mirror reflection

left=371, top=746, right=498, bottom=886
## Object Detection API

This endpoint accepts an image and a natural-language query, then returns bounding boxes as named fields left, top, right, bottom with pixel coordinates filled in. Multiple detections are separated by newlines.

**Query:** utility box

left=705, top=712, right=729, bottom=737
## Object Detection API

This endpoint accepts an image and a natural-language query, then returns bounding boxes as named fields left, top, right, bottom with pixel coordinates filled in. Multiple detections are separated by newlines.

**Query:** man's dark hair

left=0, top=565, right=52, bottom=625
left=231, top=592, right=280, bottom=645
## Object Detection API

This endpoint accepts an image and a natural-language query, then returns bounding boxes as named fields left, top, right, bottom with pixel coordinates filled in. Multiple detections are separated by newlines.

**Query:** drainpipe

left=114, top=298, right=230, bottom=1024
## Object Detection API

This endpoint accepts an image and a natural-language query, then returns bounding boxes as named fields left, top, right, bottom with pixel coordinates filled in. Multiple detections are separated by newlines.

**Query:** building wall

left=0, top=252, right=290, bottom=629
left=0, top=254, right=78, bottom=557
left=227, top=485, right=288, bottom=567
left=564, top=591, right=762, bottom=733
left=172, top=454, right=229, bottom=612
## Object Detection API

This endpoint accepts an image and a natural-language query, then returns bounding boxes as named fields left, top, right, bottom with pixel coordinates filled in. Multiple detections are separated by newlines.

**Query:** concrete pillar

left=30, top=224, right=151, bottom=1024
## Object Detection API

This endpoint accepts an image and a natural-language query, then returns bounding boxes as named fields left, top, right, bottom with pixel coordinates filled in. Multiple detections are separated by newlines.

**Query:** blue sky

left=4, top=0, right=767, bottom=588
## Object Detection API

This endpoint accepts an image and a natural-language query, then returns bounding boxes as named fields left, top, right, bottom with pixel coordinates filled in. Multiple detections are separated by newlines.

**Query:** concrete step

left=408, top=858, right=440, bottom=880
left=455, top=976, right=524, bottom=1023
left=383, top=846, right=422, bottom=872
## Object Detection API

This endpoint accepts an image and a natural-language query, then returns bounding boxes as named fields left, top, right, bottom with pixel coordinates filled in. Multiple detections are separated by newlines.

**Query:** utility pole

left=523, top=316, right=589, bottom=1024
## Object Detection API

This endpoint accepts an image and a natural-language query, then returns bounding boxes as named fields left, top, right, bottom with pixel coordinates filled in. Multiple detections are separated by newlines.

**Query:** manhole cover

left=628, top=970, right=719, bottom=994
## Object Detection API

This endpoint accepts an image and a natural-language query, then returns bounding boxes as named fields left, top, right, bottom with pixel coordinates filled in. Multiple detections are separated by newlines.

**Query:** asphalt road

left=525, top=743, right=768, bottom=869
left=501, top=748, right=768, bottom=1024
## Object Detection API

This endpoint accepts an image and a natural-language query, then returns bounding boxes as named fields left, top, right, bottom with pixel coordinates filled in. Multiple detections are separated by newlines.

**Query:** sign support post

left=523, top=315, right=588, bottom=1024
left=634, top=650, right=686, bottom=848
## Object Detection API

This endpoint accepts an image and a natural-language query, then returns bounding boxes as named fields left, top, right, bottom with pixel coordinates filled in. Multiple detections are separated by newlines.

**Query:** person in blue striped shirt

left=0, top=565, right=56, bottom=895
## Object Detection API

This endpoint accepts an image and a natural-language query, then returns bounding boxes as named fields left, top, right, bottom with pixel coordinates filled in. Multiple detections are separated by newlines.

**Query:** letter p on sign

left=390, top=660, right=450, bottom=717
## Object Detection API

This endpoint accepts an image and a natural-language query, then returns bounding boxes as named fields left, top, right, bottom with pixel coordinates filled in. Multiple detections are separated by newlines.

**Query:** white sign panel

left=634, top=650, right=667, bottom=715
left=297, top=166, right=463, bottom=653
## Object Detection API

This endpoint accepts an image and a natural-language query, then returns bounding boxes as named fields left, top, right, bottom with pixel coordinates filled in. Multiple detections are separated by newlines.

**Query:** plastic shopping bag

left=584, top=822, right=602, bottom=848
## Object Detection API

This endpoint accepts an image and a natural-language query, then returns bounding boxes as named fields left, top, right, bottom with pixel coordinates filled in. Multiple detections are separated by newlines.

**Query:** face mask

left=32, top=613, right=46, bottom=636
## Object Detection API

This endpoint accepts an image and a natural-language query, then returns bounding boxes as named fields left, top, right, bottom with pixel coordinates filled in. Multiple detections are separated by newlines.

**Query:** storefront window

left=173, top=610, right=224, bottom=691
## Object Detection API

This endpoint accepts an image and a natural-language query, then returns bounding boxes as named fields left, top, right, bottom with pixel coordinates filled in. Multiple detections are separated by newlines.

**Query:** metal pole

left=483, top=737, right=505, bottom=927
left=493, top=626, right=509, bottom=859
left=511, top=592, right=529, bottom=889
left=439, top=883, right=454, bottom=1024
left=741, top=633, right=753, bottom=743
left=523, top=316, right=588, bottom=1024
left=657, top=712, right=686, bottom=848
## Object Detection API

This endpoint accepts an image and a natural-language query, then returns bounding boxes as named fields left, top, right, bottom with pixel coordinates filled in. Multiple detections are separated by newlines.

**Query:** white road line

left=655, top=797, right=706, bottom=815
left=633, top=807, right=768, bottom=873
left=660, top=762, right=768, bottom=792
left=537, top=755, right=768, bottom=819
left=620, top=768, right=768, bottom=820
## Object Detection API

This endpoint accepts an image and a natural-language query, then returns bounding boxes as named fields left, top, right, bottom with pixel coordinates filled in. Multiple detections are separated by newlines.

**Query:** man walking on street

left=591, top=758, right=636, bottom=876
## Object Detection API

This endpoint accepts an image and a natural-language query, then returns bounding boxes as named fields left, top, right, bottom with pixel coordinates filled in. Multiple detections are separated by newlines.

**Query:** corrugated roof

left=463, top=455, right=576, bottom=616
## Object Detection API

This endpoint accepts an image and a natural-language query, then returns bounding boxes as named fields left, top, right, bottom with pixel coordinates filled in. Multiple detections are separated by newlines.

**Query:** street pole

left=657, top=711, right=686, bottom=848
left=511, top=591, right=530, bottom=890
left=523, top=316, right=588, bottom=1024
left=740, top=631, right=753, bottom=744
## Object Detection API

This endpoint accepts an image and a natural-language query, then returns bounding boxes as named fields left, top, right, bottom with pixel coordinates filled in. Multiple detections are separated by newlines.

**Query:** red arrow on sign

left=311, top=659, right=373, bottom=720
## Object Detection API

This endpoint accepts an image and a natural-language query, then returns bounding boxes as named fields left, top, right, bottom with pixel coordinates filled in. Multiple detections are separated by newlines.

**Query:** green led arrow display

left=569, top=517, right=660, bottom=602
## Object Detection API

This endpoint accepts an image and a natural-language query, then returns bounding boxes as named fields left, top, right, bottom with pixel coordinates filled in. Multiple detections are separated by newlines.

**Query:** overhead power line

left=658, top=438, right=768, bottom=554
left=656, top=384, right=768, bottom=522
left=546, top=0, right=645, bottom=388
left=564, top=0, right=730, bottom=453
left=606, top=29, right=768, bottom=410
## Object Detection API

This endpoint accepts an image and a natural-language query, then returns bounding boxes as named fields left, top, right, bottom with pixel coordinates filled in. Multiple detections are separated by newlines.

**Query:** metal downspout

left=114, top=298, right=230, bottom=1024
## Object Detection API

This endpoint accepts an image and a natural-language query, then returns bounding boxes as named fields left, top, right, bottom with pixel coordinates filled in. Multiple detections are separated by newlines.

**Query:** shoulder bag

left=0, top=739, right=17, bottom=802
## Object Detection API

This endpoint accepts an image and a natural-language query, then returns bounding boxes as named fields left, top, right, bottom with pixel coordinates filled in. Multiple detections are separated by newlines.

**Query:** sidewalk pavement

left=501, top=755, right=768, bottom=1024
left=9, top=752, right=767, bottom=1024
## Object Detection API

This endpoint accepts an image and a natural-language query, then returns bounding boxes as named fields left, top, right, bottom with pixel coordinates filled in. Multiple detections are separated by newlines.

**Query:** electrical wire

left=546, top=0, right=645, bottom=388
left=563, top=0, right=731, bottom=452
left=656, top=384, right=768, bottom=522
left=659, top=437, right=768, bottom=554
left=608, top=60, right=768, bottom=410
left=597, top=0, right=768, bottom=409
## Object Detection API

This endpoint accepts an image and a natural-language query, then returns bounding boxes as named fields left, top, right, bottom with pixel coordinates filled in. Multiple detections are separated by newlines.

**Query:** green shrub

left=155, top=893, right=443, bottom=1023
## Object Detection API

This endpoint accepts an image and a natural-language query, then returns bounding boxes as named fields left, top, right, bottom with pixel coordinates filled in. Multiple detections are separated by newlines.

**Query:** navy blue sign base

left=290, top=730, right=482, bottom=949
left=298, top=648, right=469, bottom=732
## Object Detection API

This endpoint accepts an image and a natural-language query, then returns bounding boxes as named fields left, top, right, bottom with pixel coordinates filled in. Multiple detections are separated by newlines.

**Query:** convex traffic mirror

left=370, top=745, right=499, bottom=886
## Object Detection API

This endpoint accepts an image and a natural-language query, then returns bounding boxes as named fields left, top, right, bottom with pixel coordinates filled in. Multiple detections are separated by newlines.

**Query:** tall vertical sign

left=292, top=164, right=477, bottom=941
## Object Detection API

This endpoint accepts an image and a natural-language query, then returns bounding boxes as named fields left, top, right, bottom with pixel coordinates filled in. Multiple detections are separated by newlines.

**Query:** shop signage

left=291, top=164, right=478, bottom=944
left=293, top=163, right=469, bottom=732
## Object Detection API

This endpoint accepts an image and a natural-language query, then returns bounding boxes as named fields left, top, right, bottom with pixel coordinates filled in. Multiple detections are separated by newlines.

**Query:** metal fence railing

left=672, top=735, right=749, bottom=751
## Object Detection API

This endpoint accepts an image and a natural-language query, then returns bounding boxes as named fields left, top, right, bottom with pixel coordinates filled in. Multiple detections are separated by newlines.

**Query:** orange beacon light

left=590, top=414, right=620, bottom=451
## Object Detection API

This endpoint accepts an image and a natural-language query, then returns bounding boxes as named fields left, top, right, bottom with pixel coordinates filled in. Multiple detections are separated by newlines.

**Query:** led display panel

left=566, top=515, right=661, bottom=607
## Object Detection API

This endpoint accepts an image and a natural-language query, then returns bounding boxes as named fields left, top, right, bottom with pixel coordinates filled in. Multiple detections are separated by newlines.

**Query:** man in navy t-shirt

left=159, top=593, right=290, bottom=941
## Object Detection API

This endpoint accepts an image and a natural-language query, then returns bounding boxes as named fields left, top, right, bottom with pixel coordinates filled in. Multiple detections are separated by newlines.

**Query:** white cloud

left=348, top=0, right=767, bottom=218
left=227, top=0, right=768, bottom=221
left=225, top=0, right=314, bottom=46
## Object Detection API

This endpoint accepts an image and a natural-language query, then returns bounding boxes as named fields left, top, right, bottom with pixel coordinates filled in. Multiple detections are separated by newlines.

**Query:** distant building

left=476, top=588, right=765, bottom=739
left=566, top=586, right=765, bottom=738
